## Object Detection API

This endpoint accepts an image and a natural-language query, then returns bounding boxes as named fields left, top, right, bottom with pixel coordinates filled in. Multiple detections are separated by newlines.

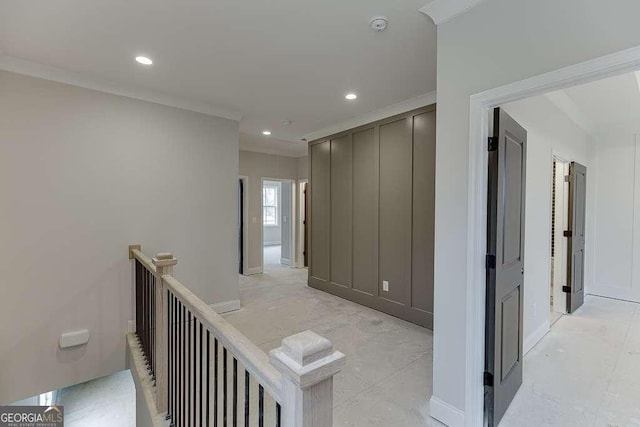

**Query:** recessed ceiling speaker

left=370, top=16, right=388, bottom=32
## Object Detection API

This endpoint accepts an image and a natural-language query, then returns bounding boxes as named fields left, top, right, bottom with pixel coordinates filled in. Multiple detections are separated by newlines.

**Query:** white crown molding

left=0, top=54, right=243, bottom=121
left=303, top=91, right=436, bottom=142
left=419, top=0, right=485, bottom=25
left=544, top=91, right=596, bottom=135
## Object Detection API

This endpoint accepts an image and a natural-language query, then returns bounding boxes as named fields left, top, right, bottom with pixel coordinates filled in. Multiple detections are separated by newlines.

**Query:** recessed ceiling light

left=262, top=130, right=272, bottom=136
left=345, top=93, right=358, bottom=100
left=135, top=56, right=153, bottom=65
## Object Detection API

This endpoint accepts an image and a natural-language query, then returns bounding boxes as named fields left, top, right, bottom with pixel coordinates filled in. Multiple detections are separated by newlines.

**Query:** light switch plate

left=382, top=280, right=389, bottom=292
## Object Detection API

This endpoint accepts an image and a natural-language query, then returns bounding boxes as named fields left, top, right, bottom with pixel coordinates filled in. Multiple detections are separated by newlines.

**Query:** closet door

left=310, top=140, right=330, bottom=283
left=378, top=118, right=413, bottom=305
left=352, top=128, right=377, bottom=295
left=412, top=110, right=436, bottom=316
left=330, top=135, right=352, bottom=287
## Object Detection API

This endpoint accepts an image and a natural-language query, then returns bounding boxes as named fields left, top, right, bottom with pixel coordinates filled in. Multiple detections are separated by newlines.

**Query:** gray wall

left=0, top=71, right=239, bottom=404
left=308, top=106, right=436, bottom=328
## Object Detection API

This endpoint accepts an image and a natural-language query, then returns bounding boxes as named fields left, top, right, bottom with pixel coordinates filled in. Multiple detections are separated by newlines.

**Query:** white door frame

left=297, top=179, right=308, bottom=268
left=551, top=155, right=569, bottom=317
left=239, top=175, right=249, bottom=276
left=464, top=45, right=640, bottom=426
left=260, top=177, right=296, bottom=270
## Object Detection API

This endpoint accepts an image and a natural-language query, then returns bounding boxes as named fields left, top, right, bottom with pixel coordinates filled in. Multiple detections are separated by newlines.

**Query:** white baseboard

left=209, top=299, right=241, bottom=314
left=587, top=286, right=640, bottom=303
left=245, top=267, right=263, bottom=275
left=280, top=258, right=291, bottom=266
left=524, top=320, right=550, bottom=355
left=263, top=241, right=281, bottom=246
left=429, top=396, right=465, bottom=427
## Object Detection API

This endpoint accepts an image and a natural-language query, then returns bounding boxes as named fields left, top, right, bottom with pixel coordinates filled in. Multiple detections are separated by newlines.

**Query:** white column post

left=269, top=330, right=345, bottom=427
left=152, top=252, right=177, bottom=414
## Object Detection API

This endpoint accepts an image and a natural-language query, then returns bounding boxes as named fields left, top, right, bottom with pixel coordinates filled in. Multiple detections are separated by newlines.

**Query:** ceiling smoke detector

left=370, top=16, right=388, bottom=32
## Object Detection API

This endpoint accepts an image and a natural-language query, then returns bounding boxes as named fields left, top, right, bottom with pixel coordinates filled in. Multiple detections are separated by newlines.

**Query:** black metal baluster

left=144, top=269, right=148, bottom=366
left=187, top=311, right=191, bottom=427
left=233, top=358, right=238, bottom=427
left=182, top=303, right=186, bottom=427
left=244, top=371, right=249, bottom=427
left=206, top=331, right=210, bottom=427
left=223, top=348, right=228, bottom=425
left=135, top=261, right=141, bottom=340
left=151, top=273, right=155, bottom=379
left=214, top=339, right=218, bottom=427
left=275, top=403, right=281, bottom=427
left=199, top=322, right=203, bottom=427
left=168, top=291, right=172, bottom=422
left=192, top=316, right=196, bottom=427
left=173, top=295, right=178, bottom=427
left=258, top=385, right=264, bottom=427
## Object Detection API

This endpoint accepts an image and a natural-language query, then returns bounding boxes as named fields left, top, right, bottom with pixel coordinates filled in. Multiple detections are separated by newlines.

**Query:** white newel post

left=269, top=330, right=346, bottom=427
left=152, top=252, right=177, bottom=414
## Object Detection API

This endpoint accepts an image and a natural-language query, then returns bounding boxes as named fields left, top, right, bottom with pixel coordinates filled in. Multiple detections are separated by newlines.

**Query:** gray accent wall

left=308, top=105, right=436, bottom=328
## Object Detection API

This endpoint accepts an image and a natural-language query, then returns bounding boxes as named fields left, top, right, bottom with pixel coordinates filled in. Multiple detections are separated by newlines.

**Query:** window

left=263, top=182, right=280, bottom=226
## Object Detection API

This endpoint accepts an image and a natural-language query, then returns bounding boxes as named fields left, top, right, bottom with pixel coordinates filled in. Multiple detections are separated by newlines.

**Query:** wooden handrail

left=132, top=248, right=157, bottom=274
left=163, top=274, right=283, bottom=402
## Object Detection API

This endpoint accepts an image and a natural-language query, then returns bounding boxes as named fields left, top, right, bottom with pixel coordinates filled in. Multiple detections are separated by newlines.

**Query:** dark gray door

left=566, top=162, right=586, bottom=313
left=485, top=107, right=527, bottom=426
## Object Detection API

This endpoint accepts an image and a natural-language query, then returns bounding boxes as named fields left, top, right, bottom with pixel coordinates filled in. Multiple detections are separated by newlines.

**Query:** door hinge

left=562, top=286, right=571, bottom=293
left=564, top=175, right=571, bottom=183
left=483, top=371, right=494, bottom=387
left=488, top=137, right=498, bottom=152
left=563, top=230, right=572, bottom=237
left=486, top=254, right=496, bottom=270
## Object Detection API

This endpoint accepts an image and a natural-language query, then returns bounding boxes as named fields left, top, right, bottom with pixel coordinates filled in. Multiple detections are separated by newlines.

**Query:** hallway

left=228, top=268, right=437, bottom=426
left=502, top=296, right=640, bottom=426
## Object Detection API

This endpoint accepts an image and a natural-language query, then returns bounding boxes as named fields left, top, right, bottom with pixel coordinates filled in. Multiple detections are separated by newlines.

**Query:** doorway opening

left=238, top=176, right=249, bottom=276
left=468, top=47, right=640, bottom=426
left=550, top=157, right=569, bottom=326
left=298, top=179, right=308, bottom=268
left=261, top=178, right=295, bottom=272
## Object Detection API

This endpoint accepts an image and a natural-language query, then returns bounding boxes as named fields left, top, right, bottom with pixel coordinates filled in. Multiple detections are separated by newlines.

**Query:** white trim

left=523, top=321, right=550, bottom=355
left=280, top=257, right=291, bottom=266
left=465, top=44, right=640, bottom=426
left=209, top=299, right=241, bottom=314
left=429, top=396, right=465, bottom=427
left=587, top=287, right=640, bottom=303
left=419, top=0, right=485, bottom=25
left=0, top=55, right=242, bottom=121
left=246, top=267, right=263, bottom=275
left=303, top=91, right=436, bottom=142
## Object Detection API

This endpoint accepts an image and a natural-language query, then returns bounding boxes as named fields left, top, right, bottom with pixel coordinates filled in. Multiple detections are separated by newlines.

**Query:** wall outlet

left=128, top=320, right=135, bottom=333
left=382, top=280, right=389, bottom=292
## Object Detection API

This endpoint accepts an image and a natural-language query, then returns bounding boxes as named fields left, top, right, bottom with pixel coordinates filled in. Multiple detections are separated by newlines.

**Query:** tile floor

left=226, top=265, right=439, bottom=426
left=502, top=295, right=640, bottom=427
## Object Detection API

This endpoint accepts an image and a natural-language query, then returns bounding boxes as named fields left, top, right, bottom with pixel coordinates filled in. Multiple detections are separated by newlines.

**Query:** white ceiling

left=553, top=71, right=640, bottom=132
left=0, top=0, right=437, bottom=155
